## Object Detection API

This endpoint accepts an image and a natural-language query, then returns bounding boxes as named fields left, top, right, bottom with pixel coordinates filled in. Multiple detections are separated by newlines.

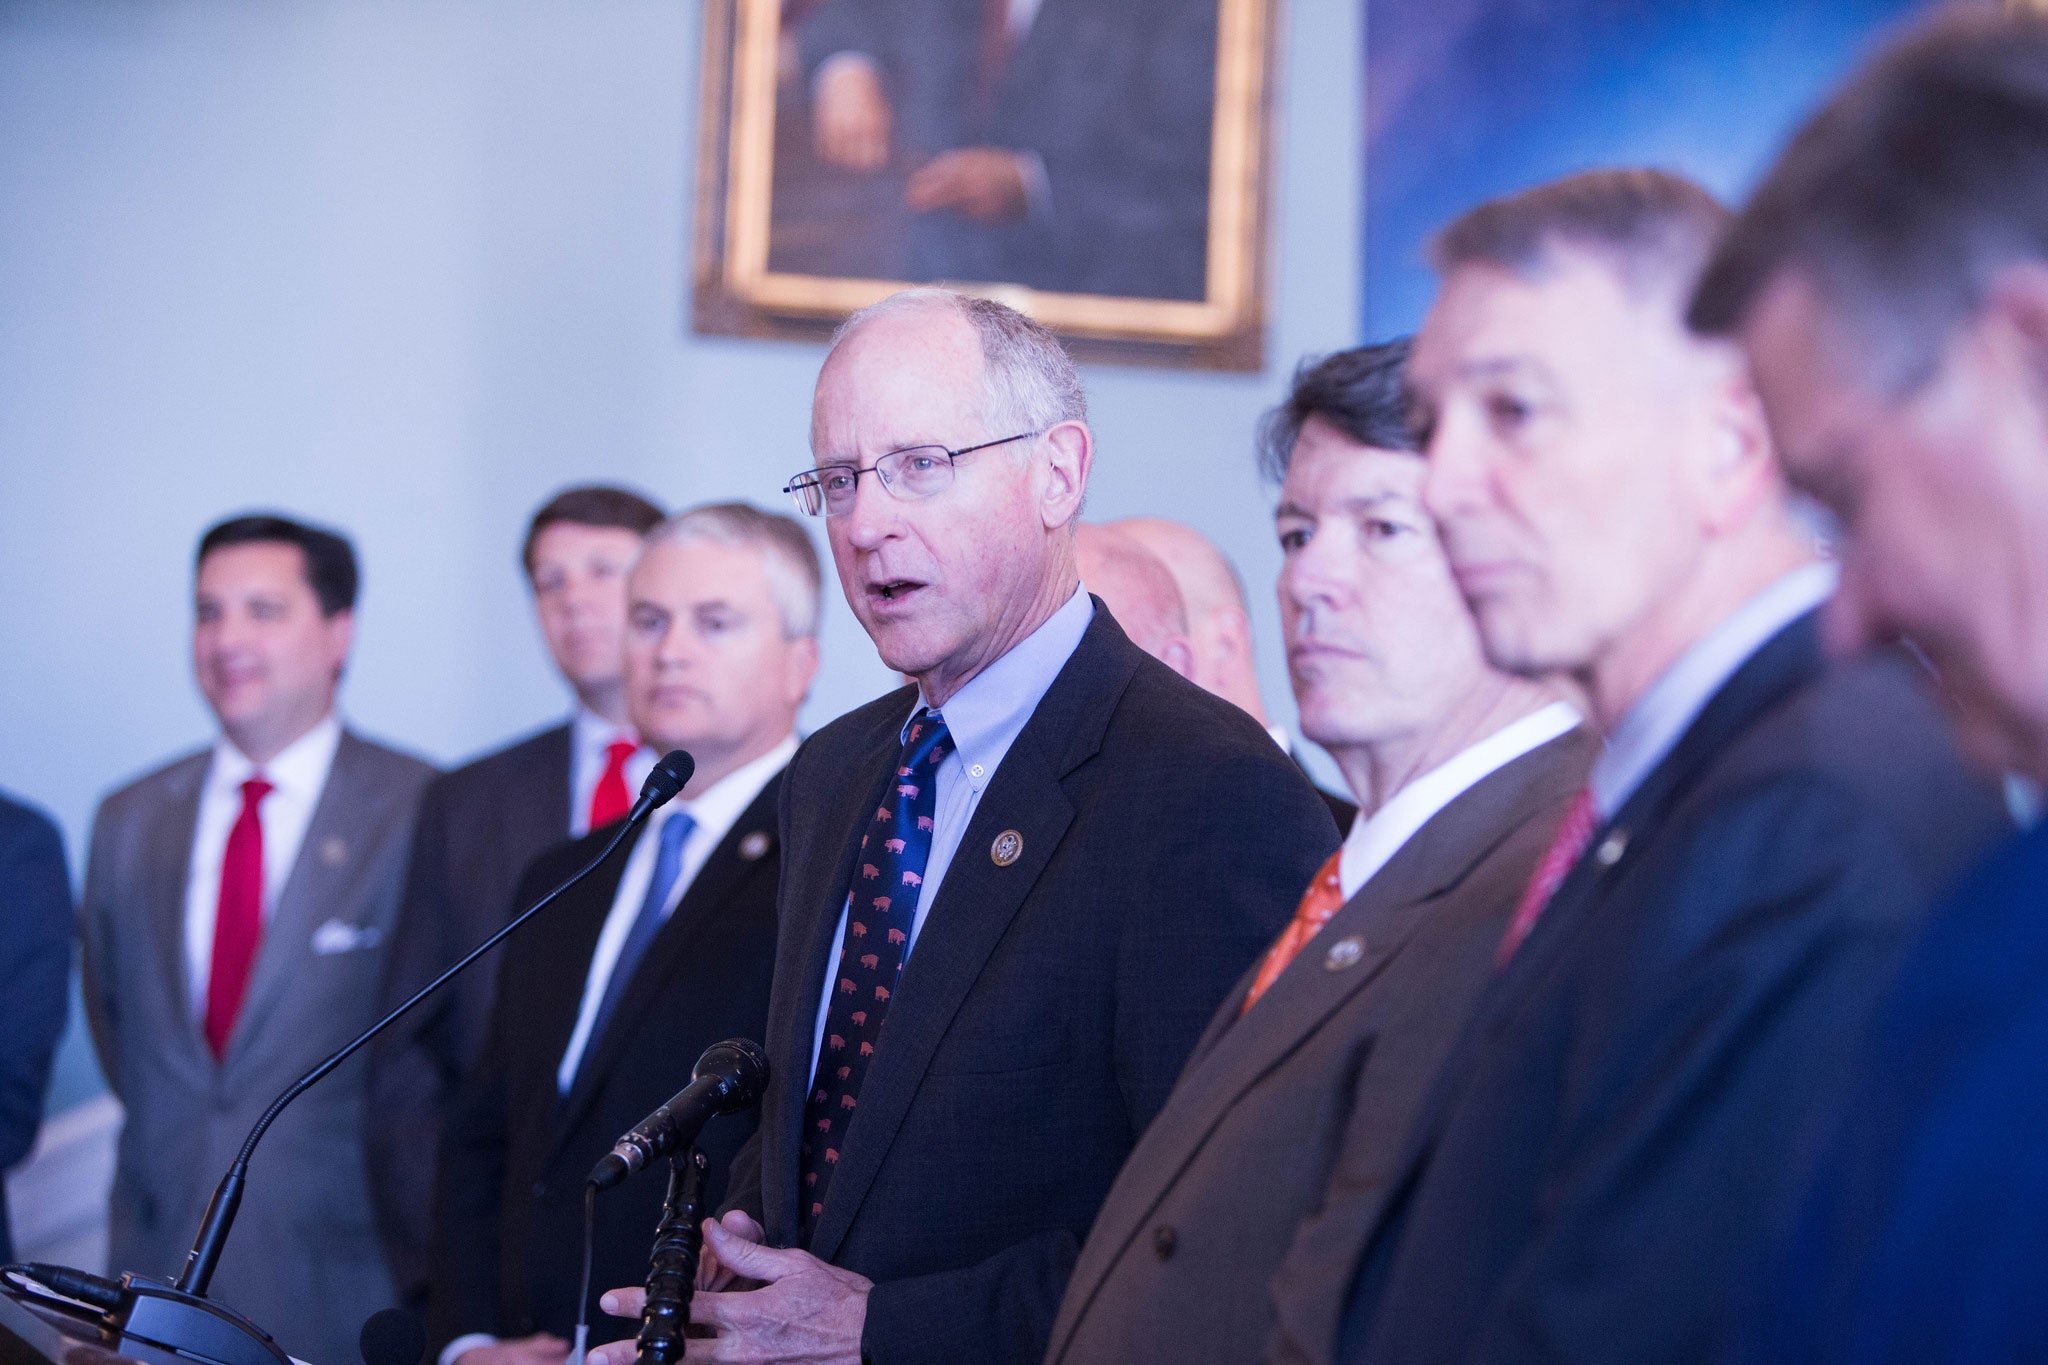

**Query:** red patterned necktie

left=798, top=711, right=953, bottom=1245
left=205, top=776, right=273, bottom=1059
left=588, top=738, right=637, bottom=830
left=1497, top=787, right=1597, bottom=965
left=1241, top=851, right=1346, bottom=1014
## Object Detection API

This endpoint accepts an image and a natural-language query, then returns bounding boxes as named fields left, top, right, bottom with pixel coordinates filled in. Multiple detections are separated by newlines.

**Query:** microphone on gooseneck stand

left=586, top=1038, right=771, bottom=1191
left=359, top=1309, right=424, bottom=1365
left=2, top=753, right=697, bottom=1365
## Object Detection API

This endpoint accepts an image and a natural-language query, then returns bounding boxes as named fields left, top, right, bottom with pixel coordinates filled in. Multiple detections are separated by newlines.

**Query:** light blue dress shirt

left=808, top=585, right=1094, bottom=1078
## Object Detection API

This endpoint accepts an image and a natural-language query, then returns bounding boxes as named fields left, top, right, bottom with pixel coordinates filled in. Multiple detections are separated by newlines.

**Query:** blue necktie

left=798, top=710, right=952, bottom=1243
left=577, top=808, right=695, bottom=1081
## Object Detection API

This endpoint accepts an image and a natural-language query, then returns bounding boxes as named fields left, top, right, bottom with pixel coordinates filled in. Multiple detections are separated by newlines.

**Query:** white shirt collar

left=907, top=584, right=1093, bottom=787
left=207, top=711, right=344, bottom=799
left=1591, top=561, right=1838, bottom=820
left=1338, top=702, right=1582, bottom=902
left=572, top=703, right=635, bottom=754
left=661, top=734, right=799, bottom=845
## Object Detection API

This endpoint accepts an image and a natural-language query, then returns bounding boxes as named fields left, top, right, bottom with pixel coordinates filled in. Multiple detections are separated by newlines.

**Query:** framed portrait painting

left=691, top=0, right=1276, bottom=370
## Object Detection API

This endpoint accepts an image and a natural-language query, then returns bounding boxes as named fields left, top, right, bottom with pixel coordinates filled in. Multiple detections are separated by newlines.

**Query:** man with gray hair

left=1689, top=12, right=2048, bottom=1358
left=430, top=502, right=819, bottom=1364
left=591, top=288, right=1334, bottom=1363
left=1311, top=170, right=2004, bottom=1365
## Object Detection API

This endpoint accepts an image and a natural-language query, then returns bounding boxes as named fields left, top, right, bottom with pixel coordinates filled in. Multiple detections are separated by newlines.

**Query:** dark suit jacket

left=1328, top=614, right=2008, bottom=1365
left=0, top=789, right=74, bottom=1263
left=1045, top=726, right=1594, bottom=1365
left=427, top=772, right=782, bottom=1354
left=368, top=723, right=573, bottom=1301
left=797, top=0, right=1217, bottom=300
left=726, top=603, right=1336, bottom=1365
left=1738, top=821, right=2048, bottom=1364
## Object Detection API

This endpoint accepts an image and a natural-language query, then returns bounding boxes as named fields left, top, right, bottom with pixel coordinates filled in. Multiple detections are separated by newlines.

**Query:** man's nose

left=1421, top=416, right=1488, bottom=525
left=838, top=472, right=901, bottom=549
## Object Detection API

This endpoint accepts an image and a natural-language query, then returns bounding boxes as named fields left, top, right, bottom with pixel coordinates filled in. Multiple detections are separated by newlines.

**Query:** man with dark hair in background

left=1691, top=12, right=2048, bottom=1358
left=1046, top=341, right=1591, bottom=1365
left=368, top=485, right=663, bottom=1312
left=1320, top=169, right=2005, bottom=1365
left=82, top=514, right=434, bottom=1365
left=430, top=503, right=819, bottom=1365
left=0, top=787, right=72, bottom=1263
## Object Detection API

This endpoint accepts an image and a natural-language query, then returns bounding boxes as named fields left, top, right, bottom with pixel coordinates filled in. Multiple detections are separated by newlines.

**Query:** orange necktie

left=1242, top=851, right=1346, bottom=1014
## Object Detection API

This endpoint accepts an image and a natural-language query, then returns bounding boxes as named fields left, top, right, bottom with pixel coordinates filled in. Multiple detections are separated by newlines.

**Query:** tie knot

left=605, top=738, right=638, bottom=765
left=902, top=711, right=954, bottom=772
left=240, top=777, right=273, bottom=807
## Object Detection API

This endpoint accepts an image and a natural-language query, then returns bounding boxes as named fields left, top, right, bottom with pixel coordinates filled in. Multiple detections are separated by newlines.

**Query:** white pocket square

left=310, top=918, right=382, bottom=955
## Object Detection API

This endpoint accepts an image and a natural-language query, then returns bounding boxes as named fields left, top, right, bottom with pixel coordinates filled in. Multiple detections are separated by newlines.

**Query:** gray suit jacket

left=82, top=730, right=434, bottom=1365
left=1044, top=726, right=1594, bottom=1365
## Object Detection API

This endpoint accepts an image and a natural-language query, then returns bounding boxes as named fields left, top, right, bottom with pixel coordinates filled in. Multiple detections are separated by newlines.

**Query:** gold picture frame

left=691, top=0, right=1277, bottom=370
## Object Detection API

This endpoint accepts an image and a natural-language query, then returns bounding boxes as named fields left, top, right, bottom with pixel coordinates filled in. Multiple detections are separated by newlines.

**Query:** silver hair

left=831, top=287, right=1090, bottom=434
left=643, top=502, right=823, bottom=639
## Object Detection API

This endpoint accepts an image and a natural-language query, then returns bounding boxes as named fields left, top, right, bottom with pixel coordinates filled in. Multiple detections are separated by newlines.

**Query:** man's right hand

left=813, top=55, right=892, bottom=172
left=455, top=1334, right=572, bottom=1365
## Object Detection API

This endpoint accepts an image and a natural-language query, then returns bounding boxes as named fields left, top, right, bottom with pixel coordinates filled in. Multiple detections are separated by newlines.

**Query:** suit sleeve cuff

left=440, top=1332, right=498, bottom=1365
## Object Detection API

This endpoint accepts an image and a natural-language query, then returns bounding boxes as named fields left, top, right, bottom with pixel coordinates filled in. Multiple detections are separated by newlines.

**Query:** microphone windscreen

left=693, top=1037, right=770, bottom=1110
left=359, top=1309, right=425, bottom=1365
left=640, top=750, right=696, bottom=809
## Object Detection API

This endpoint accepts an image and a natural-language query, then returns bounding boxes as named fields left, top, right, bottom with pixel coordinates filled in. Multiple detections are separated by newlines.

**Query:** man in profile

left=368, top=485, right=662, bottom=1309
left=1046, top=341, right=1590, bottom=1364
left=82, top=514, right=434, bottom=1365
left=591, top=287, right=1333, bottom=1364
left=1326, top=170, right=2004, bottom=1364
left=431, top=503, right=816, bottom=1365
left=1690, top=12, right=2048, bottom=1357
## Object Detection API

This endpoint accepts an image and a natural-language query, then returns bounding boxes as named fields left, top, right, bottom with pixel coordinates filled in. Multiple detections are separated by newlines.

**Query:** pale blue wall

left=0, top=0, right=1363, bottom=1110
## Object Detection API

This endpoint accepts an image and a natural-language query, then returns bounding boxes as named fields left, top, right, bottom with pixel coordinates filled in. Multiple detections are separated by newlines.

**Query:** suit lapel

left=806, top=609, right=1138, bottom=1260
left=554, top=778, right=781, bottom=1143
left=769, top=718, right=906, bottom=1233
left=147, top=755, right=211, bottom=1060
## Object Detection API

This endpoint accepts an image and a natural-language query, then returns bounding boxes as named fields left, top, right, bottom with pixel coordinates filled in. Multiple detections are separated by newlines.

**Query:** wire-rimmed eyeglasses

left=782, top=430, right=1042, bottom=518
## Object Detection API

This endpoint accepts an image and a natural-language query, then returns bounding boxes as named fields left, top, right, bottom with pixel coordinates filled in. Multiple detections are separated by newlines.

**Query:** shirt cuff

left=440, top=1333, right=499, bottom=1365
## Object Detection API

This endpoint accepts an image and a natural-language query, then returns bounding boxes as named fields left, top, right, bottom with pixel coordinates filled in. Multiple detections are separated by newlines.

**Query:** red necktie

left=1241, top=851, right=1345, bottom=1014
left=1497, top=787, right=1597, bottom=965
left=205, top=776, right=273, bottom=1059
left=589, top=738, right=637, bottom=830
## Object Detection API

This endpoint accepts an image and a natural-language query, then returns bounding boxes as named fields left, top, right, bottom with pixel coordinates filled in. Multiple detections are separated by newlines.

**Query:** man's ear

left=1983, top=261, right=2048, bottom=410
left=1696, top=359, right=1782, bottom=536
left=1039, top=420, right=1093, bottom=531
left=325, top=609, right=356, bottom=681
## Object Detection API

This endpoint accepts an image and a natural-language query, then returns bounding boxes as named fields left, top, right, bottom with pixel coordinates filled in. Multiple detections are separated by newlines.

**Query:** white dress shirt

left=808, top=586, right=1094, bottom=1079
left=1591, top=561, right=1839, bottom=820
left=555, top=735, right=798, bottom=1091
left=182, top=712, right=344, bottom=1020
left=1337, top=701, right=1584, bottom=903
left=568, top=706, right=651, bottom=839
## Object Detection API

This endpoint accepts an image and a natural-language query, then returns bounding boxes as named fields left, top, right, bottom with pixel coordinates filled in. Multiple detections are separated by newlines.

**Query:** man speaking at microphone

left=591, top=289, right=1334, bottom=1364
left=430, top=504, right=819, bottom=1365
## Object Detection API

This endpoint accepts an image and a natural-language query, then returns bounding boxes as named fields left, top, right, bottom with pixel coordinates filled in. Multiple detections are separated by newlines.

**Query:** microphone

left=359, top=1309, right=424, bottom=1365
left=3, top=753, right=694, bottom=1365
left=587, top=1038, right=769, bottom=1191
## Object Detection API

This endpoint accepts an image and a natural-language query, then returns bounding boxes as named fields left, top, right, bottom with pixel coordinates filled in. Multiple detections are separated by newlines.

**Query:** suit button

left=1152, top=1225, right=1177, bottom=1261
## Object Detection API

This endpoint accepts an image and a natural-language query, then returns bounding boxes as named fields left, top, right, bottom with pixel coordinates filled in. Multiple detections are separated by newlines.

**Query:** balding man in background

left=1691, top=13, right=2048, bottom=1358
left=1117, top=516, right=1357, bottom=829
left=1074, top=523, right=1194, bottom=680
left=592, top=288, right=1334, bottom=1364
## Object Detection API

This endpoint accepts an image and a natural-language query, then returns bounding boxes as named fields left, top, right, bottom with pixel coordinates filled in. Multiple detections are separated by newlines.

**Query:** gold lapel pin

left=738, top=830, right=772, bottom=862
left=1324, top=935, right=1365, bottom=971
left=991, top=829, right=1023, bottom=867
left=319, top=836, right=348, bottom=867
